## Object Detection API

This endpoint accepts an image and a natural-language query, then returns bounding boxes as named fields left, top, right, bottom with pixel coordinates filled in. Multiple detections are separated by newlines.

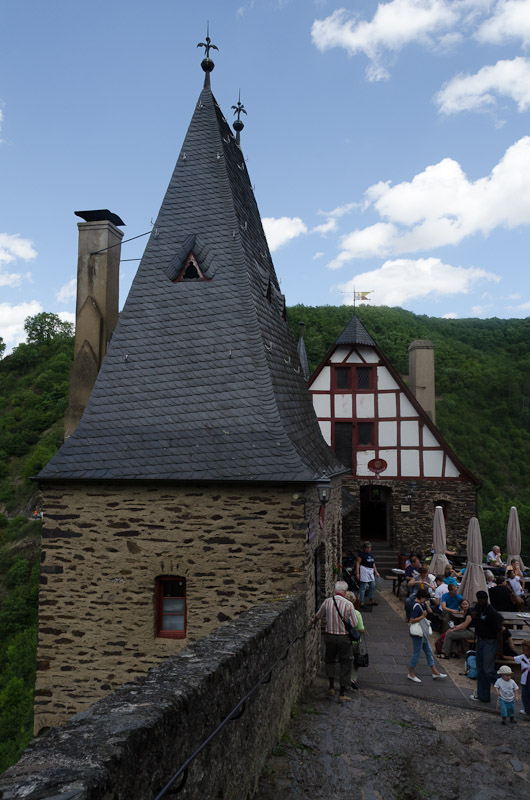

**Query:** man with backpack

left=469, top=590, right=504, bottom=703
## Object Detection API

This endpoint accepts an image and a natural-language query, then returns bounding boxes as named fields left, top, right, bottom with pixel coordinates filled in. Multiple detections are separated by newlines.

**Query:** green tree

left=23, top=312, right=73, bottom=344
left=0, top=338, right=5, bottom=360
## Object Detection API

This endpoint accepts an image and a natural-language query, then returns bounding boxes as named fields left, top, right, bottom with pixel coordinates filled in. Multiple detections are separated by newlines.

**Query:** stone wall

left=342, top=479, right=477, bottom=558
left=35, top=480, right=342, bottom=733
left=0, top=596, right=310, bottom=800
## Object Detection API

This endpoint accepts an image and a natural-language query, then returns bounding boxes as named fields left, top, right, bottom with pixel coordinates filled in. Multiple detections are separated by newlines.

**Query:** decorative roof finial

left=197, top=22, right=218, bottom=88
left=232, top=90, right=247, bottom=145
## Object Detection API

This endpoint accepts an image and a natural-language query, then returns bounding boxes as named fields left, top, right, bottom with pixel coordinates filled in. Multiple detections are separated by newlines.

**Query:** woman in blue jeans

left=407, top=588, right=448, bottom=684
left=356, top=541, right=380, bottom=608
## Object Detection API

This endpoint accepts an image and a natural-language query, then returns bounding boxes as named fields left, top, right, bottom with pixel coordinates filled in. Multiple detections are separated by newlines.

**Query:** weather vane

left=232, top=90, right=247, bottom=144
left=197, top=22, right=218, bottom=68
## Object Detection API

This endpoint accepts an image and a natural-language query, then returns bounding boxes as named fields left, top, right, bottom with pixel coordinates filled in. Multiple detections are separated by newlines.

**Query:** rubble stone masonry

left=35, top=480, right=342, bottom=733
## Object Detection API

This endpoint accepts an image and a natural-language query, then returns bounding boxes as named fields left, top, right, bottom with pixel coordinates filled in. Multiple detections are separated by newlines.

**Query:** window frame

left=155, top=576, right=187, bottom=639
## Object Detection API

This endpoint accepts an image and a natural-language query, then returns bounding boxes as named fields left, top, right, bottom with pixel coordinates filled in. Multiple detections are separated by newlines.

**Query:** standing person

left=313, top=581, right=358, bottom=703
left=494, top=666, right=519, bottom=725
left=514, top=641, right=530, bottom=716
left=345, top=591, right=365, bottom=690
left=469, top=590, right=504, bottom=703
left=407, top=588, right=447, bottom=683
left=356, top=541, right=380, bottom=609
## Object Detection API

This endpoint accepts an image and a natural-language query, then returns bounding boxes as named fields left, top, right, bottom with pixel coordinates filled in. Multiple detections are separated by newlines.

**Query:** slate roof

left=297, top=325, right=311, bottom=382
left=39, top=78, right=343, bottom=484
left=335, top=316, right=375, bottom=347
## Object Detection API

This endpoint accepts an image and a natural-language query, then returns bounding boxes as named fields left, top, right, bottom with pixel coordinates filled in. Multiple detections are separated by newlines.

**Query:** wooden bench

left=385, top=574, right=408, bottom=597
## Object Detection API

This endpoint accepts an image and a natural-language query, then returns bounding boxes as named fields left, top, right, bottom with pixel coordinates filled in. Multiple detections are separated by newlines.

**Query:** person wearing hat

left=469, top=590, right=504, bottom=703
left=494, top=665, right=520, bottom=724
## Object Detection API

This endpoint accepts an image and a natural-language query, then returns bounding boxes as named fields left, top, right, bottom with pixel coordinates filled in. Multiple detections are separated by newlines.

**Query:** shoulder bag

left=332, top=595, right=360, bottom=642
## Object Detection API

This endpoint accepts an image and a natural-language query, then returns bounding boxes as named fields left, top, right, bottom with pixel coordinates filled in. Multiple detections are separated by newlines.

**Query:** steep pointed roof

left=39, top=79, right=342, bottom=484
left=335, top=315, right=375, bottom=347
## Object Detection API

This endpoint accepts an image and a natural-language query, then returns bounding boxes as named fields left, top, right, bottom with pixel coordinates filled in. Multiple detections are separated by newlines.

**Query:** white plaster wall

left=379, top=421, right=397, bottom=446
left=378, top=393, right=396, bottom=418
left=356, top=394, right=375, bottom=418
left=330, top=346, right=350, bottom=363
left=346, top=350, right=362, bottom=363
left=401, top=420, right=419, bottom=446
left=445, top=458, right=460, bottom=478
left=311, top=367, right=330, bottom=390
left=378, top=449, right=398, bottom=475
left=357, top=346, right=379, bottom=363
left=422, top=426, right=438, bottom=447
left=377, top=366, right=399, bottom=390
left=423, top=450, right=443, bottom=477
left=400, top=395, right=419, bottom=417
left=334, top=394, right=353, bottom=417
left=313, top=394, right=331, bottom=418
left=319, top=420, right=331, bottom=446
left=356, top=450, right=376, bottom=475
left=401, top=449, right=420, bottom=476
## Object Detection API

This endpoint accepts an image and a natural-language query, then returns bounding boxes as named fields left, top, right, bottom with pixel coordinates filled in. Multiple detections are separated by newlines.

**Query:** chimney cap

left=75, top=210, right=126, bottom=227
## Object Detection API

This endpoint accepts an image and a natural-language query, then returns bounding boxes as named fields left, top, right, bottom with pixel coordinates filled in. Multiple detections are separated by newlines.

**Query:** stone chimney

left=64, top=210, right=125, bottom=438
left=408, top=340, right=436, bottom=423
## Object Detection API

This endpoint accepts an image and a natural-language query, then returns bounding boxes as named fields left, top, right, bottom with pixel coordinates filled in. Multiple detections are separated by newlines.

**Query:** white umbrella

left=507, top=506, right=526, bottom=572
left=429, top=506, right=450, bottom=576
left=459, top=517, right=488, bottom=604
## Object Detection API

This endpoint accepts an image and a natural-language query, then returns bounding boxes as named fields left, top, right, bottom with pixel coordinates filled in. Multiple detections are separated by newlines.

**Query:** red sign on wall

left=367, top=458, right=388, bottom=475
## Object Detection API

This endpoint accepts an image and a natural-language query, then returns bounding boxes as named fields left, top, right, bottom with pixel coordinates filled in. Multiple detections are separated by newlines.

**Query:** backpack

left=434, top=633, right=446, bottom=655
left=465, top=650, right=477, bottom=679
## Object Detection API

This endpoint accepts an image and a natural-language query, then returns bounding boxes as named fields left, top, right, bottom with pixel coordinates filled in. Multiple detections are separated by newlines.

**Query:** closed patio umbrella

left=507, top=506, right=526, bottom=572
left=429, top=506, right=449, bottom=576
left=458, top=516, right=488, bottom=604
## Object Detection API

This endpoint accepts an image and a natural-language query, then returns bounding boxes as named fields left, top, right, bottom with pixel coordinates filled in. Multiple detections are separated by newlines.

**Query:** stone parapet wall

left=342, top=479, right=477, bottom=558
left=35, top=480, right=342, bottom=733
left=0, top=596, right=309, bottom=800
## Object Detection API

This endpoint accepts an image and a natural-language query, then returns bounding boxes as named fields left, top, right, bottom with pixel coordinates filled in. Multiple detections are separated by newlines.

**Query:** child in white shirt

left=494, top=665, right=519, bottom=724
left=514, top=641, right=530, bottom=716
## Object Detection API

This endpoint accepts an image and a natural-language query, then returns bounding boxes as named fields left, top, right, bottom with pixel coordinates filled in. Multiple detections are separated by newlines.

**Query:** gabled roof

left=39, top=79, right=343, bottom=484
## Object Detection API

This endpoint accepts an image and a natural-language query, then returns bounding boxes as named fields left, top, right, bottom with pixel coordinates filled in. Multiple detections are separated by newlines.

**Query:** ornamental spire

left=197, top=22, right=218, bottom=89
left=232, top=90, right=247, bottom=145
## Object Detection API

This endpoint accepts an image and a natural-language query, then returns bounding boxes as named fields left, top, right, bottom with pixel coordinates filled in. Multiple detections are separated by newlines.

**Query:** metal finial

left=197, top=22, right=218, bottom=86
left=232, top=90, right=247, bottom=144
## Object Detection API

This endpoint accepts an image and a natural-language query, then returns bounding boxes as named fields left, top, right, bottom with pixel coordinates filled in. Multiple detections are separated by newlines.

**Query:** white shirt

left=494, top=677, right=518, bottom=702
left=433, top=583, right=447, bottom=604
left=514, top=654, right=530, bottom=686
left=508, top=576, right=524, bottom=596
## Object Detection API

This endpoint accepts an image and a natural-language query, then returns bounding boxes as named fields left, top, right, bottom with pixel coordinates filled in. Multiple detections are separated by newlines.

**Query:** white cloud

left=436, top=57, right=530, bottom=114
left=329, top=137, right=530, bottom=265
left=0, top=233, right=37, bottom=265
left=313, top=218, right=338, bottom=235
left=337, top=257, right=500, bottom=306
left=313, top=201, right=358, bottom=235
left=0, top=233, right=37, bottom=289
left=505, top=300, right=530, bottom=310
left=57, top=278, right=77, bottom=304
left=311, top=2, right=461, bottom=80
left=313, top=251, right=325, bottom=259
left=476, top=0, right=530, bottom=45
left=0, top=301, right=43, bottom=350
left=262, top=216, right=308, bottom=251
left=442, top=311, right=458, bottom=318
left=471, top=303, right=493, bottom=314
left=58, top=311, right=75, bottom=326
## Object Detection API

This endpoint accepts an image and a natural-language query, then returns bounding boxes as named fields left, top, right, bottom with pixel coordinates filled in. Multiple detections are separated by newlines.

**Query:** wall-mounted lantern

left=317, top=473, right=331, bottom=505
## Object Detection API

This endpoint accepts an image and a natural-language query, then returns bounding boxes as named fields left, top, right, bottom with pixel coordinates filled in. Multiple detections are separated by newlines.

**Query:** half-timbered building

left=308, top=315, right=479, bottom=556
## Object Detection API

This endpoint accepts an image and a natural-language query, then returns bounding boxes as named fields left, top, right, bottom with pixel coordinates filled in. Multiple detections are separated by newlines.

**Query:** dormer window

left=173, top=252, right=209, bottom=282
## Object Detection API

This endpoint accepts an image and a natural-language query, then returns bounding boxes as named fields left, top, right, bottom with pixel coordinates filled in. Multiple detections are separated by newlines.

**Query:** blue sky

left=1, top=0, right=530, bottom=350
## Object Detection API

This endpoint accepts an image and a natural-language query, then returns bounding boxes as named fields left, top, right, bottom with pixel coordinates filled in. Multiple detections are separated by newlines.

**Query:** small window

left=334, top=422, right=353, bottom=469
left=335, top=367, right=350, bottom=390
left=183, top=261, right=200, bottom=280
left=358, top=422, right=374, bottom=446
left=156, top=577, right=186, bottom=639
left=357, top=367, right=372, bottom=390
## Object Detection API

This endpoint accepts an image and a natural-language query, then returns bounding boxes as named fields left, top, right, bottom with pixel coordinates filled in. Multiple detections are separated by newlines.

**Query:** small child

left=514, top=641, right=530, bottom=716
left=494, top=665, right=520, bottom=724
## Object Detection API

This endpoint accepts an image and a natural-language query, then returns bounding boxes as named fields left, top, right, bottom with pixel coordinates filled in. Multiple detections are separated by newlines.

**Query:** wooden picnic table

left=499, top=611, right=530, bottom=628
left=385, top=572, right=408, bottom=597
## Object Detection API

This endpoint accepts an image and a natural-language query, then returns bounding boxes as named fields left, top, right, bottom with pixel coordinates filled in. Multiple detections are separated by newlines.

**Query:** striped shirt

left=315, top=594, right=357, bottom=635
